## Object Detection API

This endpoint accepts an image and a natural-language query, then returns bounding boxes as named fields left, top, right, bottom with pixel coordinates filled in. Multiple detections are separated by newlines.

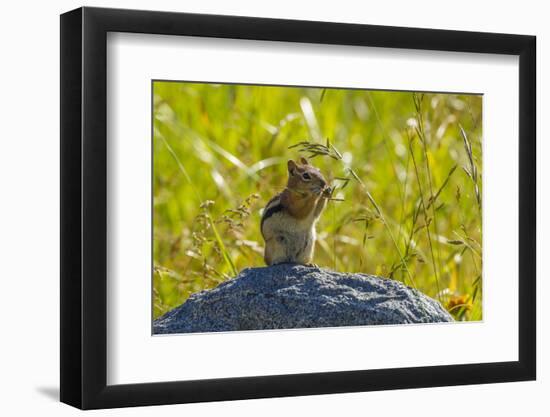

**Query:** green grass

left=153, top=81, right=483, bottom=322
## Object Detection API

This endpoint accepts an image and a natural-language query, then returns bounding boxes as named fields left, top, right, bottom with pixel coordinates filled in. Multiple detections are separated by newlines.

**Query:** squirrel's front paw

left=322, top=186, right=332, bottom=198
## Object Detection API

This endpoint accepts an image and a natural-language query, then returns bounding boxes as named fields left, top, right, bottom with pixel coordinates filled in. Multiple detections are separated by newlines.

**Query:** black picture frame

left=60, top=6, right=536, bottom=410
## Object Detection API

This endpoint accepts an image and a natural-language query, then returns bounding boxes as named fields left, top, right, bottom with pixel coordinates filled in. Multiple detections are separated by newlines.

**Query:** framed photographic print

left=60, top=6, right=536, bottom=409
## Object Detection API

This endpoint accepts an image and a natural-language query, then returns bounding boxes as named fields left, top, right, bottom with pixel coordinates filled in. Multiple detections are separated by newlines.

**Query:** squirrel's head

left=286, top=157, right=327, bottom=197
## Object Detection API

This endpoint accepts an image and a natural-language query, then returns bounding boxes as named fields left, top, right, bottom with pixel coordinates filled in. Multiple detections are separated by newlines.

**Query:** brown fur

left=280, top=189, right=318, bottom=219
left=260, top=158, right=330, bottom=266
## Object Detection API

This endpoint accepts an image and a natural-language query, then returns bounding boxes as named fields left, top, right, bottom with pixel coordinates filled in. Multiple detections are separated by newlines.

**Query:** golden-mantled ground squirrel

left=261, top=157, right=331, bottom=266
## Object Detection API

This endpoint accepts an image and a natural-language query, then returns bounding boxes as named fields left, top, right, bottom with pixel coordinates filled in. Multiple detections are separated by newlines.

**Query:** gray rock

left=153, top=264, right=453, bottom=334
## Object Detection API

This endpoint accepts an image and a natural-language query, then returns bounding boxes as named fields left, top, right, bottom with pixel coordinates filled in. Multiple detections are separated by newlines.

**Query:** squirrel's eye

left=302, top=173, right=311, bottom=180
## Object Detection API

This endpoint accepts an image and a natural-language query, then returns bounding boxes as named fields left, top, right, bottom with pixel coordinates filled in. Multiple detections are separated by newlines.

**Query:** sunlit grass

left=153, top=81, right=483, bottom=322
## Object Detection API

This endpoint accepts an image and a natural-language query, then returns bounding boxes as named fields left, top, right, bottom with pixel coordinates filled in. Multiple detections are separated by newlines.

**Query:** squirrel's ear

left=299, top=157, right=310, bottom=165
left=287, top=160, right=297, bottom=175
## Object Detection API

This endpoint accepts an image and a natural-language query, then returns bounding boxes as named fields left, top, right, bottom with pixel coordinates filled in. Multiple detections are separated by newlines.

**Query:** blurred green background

left=153, top=81, right=482, bottom=322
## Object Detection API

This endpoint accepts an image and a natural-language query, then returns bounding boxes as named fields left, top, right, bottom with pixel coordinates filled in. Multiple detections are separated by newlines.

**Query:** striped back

left=261, top=193, right=284, bottom=233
